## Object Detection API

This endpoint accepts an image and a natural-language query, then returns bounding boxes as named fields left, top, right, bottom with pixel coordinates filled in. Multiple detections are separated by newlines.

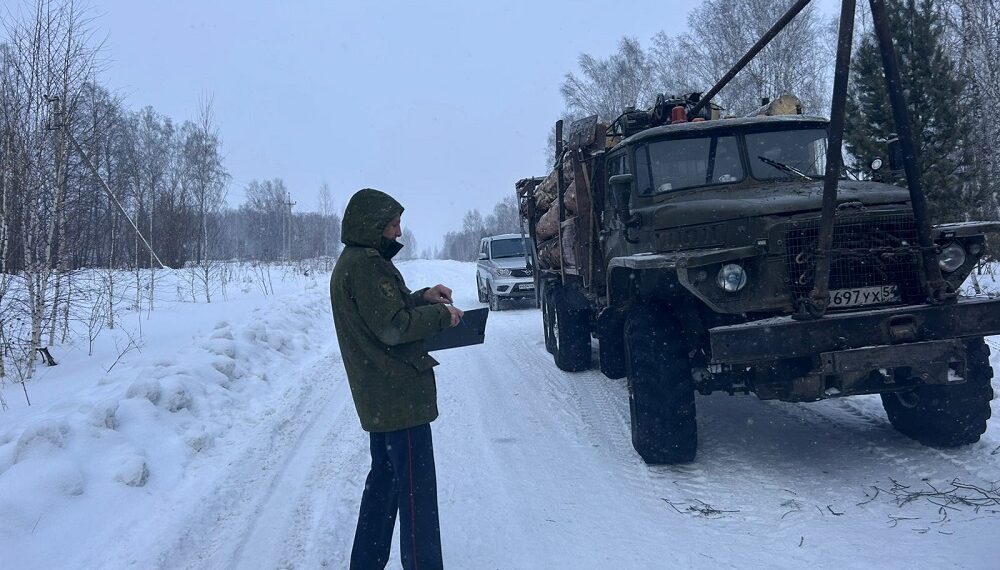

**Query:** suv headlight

left=716, top=264, right=747, bottom=293
left=494, top=268, right=512, bottom=277
left=938, top=242, right=966, bottom=273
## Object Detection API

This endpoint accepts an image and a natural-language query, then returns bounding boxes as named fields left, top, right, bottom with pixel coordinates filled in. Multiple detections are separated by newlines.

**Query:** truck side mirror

left=608, top=173, right=634, bottom=221
left=478, top=252, right=487, bottom=260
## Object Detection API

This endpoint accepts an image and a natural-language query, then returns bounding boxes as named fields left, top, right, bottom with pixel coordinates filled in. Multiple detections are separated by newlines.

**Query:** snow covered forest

left=0, top=4, right=358, bottom=384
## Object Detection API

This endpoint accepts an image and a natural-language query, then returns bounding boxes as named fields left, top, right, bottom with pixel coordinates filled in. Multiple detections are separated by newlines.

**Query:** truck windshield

left=746, top=128, right=828, bottom=180
left=491, top=238, right=528, bottom=259
left=637, top=135, right=743, bottom=194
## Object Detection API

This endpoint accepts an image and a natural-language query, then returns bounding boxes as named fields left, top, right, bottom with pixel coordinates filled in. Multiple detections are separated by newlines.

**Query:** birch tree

left=1, top=0, right=97, bottom=379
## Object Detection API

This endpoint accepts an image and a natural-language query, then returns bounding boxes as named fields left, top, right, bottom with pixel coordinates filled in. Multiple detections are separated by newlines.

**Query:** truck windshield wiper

left=757, top=155, right=815, bottom=181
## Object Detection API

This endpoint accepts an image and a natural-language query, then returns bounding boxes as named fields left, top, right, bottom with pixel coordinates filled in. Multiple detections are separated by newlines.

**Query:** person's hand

left=446, top=304, right=464, bottom=327
left=423, top=284, right=453, bottom=304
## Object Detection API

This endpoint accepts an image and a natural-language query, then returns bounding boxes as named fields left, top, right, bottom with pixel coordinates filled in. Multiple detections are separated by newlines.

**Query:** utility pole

left=284, top=192, right=296, bottom=261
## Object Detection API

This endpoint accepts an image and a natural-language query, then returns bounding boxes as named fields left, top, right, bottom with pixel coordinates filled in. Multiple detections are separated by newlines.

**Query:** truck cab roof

left=613, top=115, right=830, bottom=152
left=481, top=233, right=528, bottom=242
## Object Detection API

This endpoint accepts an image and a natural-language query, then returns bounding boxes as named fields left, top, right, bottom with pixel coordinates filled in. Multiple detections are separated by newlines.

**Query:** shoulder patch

left=379, top=280, right=397, bottom=299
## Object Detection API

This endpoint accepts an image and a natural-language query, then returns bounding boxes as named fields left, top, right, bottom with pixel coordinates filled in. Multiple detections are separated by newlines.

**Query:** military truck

left=516, top=91, right=1000, bottom=464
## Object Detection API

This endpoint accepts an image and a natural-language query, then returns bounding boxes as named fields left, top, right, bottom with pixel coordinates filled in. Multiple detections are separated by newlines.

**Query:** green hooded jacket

left=330, top=188, right=452, bottom=432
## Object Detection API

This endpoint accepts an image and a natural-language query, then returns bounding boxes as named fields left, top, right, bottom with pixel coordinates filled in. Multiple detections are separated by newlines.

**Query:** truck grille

left=784, top=213, right=923, bottom=306
left=510, top=268, right=532, bottom=278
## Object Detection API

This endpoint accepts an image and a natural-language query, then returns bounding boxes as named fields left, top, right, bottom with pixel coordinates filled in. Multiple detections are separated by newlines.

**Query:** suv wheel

left=625, top=306, right=697, bottom=464
left=476, top=276, right=487, bottom=303
left=487, top=281, right=502, bottom=311
left=881, top=337, right=994, bottom=447
left=550, top=285, right=591, bottom=372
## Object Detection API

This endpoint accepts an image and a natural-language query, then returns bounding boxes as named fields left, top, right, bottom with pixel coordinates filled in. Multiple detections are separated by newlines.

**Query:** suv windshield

left=637, top=135, right=743, bottom=194
left=491, top=238, right=528, bottom=259
left=746, top=128, right=828, bottom=180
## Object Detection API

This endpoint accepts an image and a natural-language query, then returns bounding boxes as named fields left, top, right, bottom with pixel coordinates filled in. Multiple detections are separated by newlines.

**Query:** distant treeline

left=438, top=196, right=522, bottom=261
left=0, top=4, right=349, bottom=275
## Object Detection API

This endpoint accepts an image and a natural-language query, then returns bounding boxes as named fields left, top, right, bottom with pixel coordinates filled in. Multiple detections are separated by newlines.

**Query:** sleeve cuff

left=411, top=288, right=430, bottom=306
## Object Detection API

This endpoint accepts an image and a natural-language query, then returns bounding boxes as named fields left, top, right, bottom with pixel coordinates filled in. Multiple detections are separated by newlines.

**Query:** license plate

left=829, top=285, right=899, bottom=308
left=519, top=283, right=535, bottom=290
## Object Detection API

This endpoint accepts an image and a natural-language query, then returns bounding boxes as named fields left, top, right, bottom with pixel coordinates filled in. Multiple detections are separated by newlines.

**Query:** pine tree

left=845, top=0, right=975, bottom=222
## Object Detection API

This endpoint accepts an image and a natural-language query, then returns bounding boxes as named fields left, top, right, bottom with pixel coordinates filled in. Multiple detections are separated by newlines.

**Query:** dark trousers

left=351, top=423, right=443, bottom=570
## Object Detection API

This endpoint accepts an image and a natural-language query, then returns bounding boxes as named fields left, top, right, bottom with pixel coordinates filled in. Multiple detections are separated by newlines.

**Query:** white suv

left=476, top=234, right=535, bottom=311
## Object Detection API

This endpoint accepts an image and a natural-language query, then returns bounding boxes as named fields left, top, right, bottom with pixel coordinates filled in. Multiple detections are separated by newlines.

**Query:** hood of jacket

left=341, top=188, right=405, bottom=258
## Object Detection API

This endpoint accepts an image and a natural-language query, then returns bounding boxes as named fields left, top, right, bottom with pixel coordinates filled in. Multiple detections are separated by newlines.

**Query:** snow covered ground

left=2, top=260, right=999, bottom=569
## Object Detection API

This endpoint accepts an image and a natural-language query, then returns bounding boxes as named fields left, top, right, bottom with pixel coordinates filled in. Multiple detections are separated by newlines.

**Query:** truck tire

left=551, top=286, right=591, bottom=372
left=541, top=284, right=557, bottom=354
left=881, top=337, right=994, bottom=447
left=487, top=281, right=502, bottom=311
left=625, top=307, right=697, bottom=464
left=476, top=276, right=487, bottom=303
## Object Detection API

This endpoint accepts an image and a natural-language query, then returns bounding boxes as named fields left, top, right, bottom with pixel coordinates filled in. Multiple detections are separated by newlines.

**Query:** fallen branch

left=660, top=497, right=739, bottom=518
left=863, top=478, right=1000, bottom=517
left=887, top=515, right=920, bottom=528
left=106, top=331, right=142, bottom=374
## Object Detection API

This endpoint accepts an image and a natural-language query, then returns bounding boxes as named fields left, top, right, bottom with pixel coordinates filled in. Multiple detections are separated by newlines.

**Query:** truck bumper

left=710, top=297, right=1000, bottom=364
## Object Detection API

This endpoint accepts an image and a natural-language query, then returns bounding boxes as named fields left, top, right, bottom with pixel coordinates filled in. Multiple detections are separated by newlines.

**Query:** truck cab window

left=641, top=136, right=743, bottom=194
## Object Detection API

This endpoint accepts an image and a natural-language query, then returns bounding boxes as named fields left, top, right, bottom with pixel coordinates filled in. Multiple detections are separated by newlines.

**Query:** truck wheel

left=487, top=282, right=502, bottom=311
left=881, top=337, right=994, bottom=447
left=541, top=284, right=557, bottom=354
left=625, top=307, right=697, bottom=464
left=551, top=287, right=591, bottom=372
left=476, top=276, right=487, bottom=303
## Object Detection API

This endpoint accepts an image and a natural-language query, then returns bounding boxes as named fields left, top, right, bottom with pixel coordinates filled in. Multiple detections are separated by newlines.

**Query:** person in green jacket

left=330, top=188, right=462, bottom=570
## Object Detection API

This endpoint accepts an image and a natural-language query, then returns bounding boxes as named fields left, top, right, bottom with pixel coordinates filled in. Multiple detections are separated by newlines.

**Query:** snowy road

left=7, top=260, right=999, bottom=569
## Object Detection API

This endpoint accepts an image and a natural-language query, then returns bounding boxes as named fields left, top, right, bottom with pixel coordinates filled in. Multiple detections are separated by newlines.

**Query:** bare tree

left=318, top=181, right=334, bottom=259
left=1, top=0, right=98, bottom=379
left=945, top=0, right=1000, bottom=225
left=182, top=95, right=228, bottom=266
left=657, top=0, right=834, bottom=116
left=485, top=196, right=521, bottom=235
left=180, top=96, right=228, bottom=302
left=397, top=228, right=418, bottom=260
left=560, top=37, right=657, bottom=121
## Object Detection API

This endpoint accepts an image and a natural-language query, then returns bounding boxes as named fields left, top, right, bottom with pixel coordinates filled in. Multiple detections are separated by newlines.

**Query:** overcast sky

left=87, top=0, right=839, bottom=252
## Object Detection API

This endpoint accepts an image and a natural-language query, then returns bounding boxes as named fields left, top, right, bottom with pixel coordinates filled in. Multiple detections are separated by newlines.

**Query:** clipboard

left=424, top=308, right=489, bottom=352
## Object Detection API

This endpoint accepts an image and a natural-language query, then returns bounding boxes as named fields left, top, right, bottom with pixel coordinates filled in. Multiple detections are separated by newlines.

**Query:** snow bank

left=0, top=266, right=334, bottom=565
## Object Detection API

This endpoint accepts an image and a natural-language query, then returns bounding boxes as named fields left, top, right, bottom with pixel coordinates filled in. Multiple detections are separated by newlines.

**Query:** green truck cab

left=518, top=96, right=998, bottom=464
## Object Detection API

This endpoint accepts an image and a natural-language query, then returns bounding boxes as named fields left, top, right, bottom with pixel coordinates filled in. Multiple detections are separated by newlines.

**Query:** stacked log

left=527, top=120, right=612, bottom=269
left=534, top=156, right=576, bottom=241
left=537, top=237, right=561, bottom=269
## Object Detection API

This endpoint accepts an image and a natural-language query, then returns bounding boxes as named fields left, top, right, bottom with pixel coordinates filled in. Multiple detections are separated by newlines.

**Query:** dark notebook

left=424, top=308, right=489, bottom=352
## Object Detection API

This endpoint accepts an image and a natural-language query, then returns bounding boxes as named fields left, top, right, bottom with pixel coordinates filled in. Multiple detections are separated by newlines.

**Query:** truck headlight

left=716, top=264, right=747, bottom=293
left=938, top=243, right=966, bottom=273
left=495, top=268, right=512, bottom=277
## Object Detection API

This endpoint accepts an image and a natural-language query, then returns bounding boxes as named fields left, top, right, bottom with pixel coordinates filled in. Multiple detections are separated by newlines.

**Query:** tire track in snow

left=223, top=360, right=364, bottom=570
left=764, top=395, right=1000, bottom=485
left=134, top=352, right=363, bottom=570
